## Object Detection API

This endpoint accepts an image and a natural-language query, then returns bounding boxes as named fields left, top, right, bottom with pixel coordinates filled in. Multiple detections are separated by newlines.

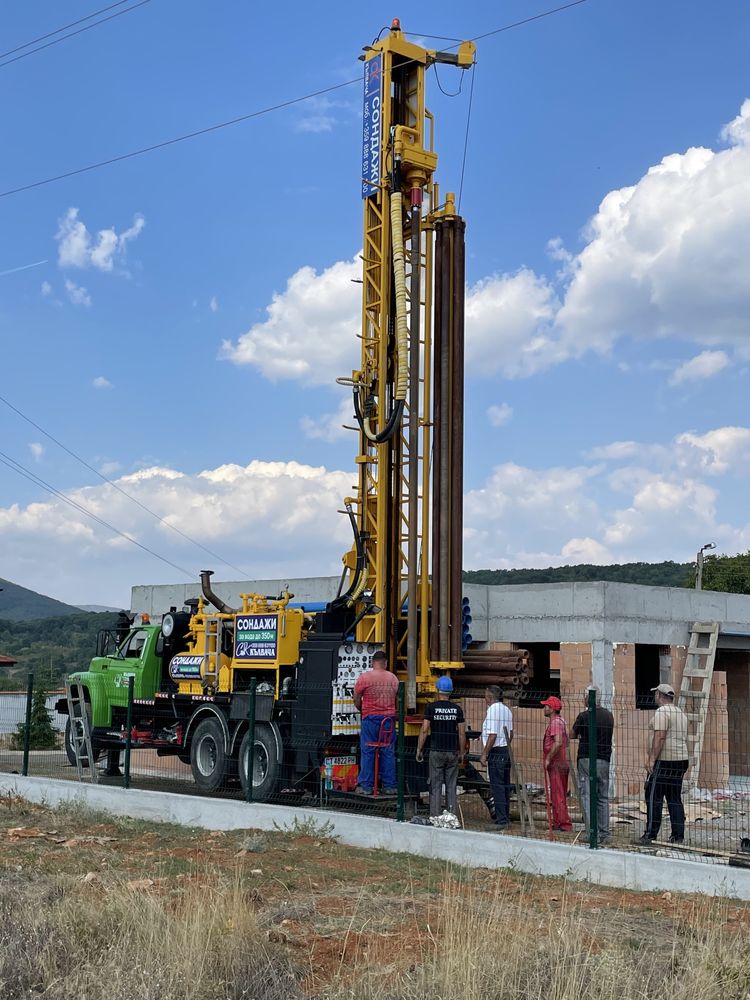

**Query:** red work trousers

left=548, top=762, right=573, bottom=831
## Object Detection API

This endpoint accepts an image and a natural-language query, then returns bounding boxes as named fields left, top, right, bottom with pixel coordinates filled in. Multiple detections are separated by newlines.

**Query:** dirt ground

left=2, top=793, right=750, bottom=995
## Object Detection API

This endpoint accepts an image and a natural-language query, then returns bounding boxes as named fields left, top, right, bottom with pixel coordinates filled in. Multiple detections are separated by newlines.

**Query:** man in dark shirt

left=571, top=685, right=614, bottom=843
left=416, top=676, right=466, bottom=817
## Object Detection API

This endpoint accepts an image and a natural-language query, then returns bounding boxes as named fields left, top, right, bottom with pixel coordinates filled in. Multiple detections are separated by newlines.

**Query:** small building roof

left=0, top=654, right=18, bottom=666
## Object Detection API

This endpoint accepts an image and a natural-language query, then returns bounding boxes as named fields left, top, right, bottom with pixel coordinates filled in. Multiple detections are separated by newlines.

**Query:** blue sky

left=1, top=0, right=750, bottom=606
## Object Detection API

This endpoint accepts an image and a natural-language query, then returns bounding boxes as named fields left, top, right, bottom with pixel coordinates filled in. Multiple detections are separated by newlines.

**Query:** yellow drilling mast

left=65, top=22, right=479, bottom=803
left=337, top=20, right=475, bottom=710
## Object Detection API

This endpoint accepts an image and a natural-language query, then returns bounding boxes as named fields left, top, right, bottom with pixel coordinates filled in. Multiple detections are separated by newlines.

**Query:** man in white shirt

left=479, top=685, right=513, bottom=829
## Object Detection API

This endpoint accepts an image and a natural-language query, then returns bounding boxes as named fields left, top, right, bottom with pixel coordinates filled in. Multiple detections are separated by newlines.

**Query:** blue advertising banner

left=361, top=53, right=382, bottom=198
left=169, top=654, right=204, bottom=680
left=234, top=614, right=278, bottom=661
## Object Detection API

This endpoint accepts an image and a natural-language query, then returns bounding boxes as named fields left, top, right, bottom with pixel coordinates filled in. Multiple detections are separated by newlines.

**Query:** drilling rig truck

left=58, top=21, right=507, bottom=801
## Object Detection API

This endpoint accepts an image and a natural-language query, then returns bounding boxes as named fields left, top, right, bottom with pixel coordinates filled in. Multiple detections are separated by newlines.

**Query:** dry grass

left=327, top=879, right=750, bottom=1000
left=2, top=796, right=750, bottom=999
left=0, top=874, right=300, bottom=1000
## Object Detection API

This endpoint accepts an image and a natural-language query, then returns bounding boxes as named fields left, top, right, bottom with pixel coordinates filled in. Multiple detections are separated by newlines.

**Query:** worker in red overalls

left=541, top=696, right=573, bottom=832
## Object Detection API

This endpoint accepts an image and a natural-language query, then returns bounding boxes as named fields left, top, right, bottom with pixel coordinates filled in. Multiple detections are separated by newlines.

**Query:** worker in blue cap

left=416, top=675, right=466, bottom=817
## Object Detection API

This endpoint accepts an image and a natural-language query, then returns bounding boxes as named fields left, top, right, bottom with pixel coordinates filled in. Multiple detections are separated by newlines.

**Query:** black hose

left=329, top=502, right=367, bottom=610
left=353, top=386, right=404, bottom=443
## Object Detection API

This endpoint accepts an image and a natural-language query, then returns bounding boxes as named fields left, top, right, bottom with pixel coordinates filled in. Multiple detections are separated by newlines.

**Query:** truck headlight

left=162, top=613, right=175, bottom=638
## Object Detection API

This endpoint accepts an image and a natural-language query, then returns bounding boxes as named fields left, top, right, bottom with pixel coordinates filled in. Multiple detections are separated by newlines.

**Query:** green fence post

left=397, top=681, right=405, bottom=822
left=21, top=672, right=34, bottom=777
left=587, top=686, right=598, bottom=849
left=123, top=675, right=134, bottom=789
left=246, top=678, right=257, bottom=804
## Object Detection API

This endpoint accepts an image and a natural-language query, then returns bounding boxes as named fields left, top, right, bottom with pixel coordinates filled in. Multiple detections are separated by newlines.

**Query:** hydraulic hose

left=354, top=386, right=404, bottom=445
left=389, top=188, right=410, bottom=403
left=329, top=501, right=367, bottom=610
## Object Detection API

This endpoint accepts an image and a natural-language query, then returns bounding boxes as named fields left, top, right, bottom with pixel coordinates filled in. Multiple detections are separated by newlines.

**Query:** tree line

left=0, top=612, right=119, bottom=688
left=463, top=561, right=692, bottom=587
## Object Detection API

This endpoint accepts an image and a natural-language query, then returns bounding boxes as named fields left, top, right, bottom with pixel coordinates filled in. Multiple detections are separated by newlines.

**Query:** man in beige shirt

left=640, top=683, right=689, bottom=844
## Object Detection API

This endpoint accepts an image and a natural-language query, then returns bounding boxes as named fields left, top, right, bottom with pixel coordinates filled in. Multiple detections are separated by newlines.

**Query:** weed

left=272, top=815, right=336, bottom=840
left=240, top=832, right=270, bottom=853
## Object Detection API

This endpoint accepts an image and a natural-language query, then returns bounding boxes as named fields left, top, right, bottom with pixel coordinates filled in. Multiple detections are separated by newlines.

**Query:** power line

left=0, top=0, right=134, bottom=60
left=0, top=391, right=252, bottom=579
left=0, top=1, right=153, bottom=70
left=0, top=78, right=360, bottom=199
left=0, top=449, right=194, bottom=580
left=471, top=0, right=590, bottom=41
left=0, top=1, right=592, bottom=200
left=458, top=64, right=476, bottom=215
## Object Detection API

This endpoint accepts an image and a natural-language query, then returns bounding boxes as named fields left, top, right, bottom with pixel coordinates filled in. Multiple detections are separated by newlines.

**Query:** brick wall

left=699, top=671, right=728, bottom=788
left=559, top=642, right=593, bottom=697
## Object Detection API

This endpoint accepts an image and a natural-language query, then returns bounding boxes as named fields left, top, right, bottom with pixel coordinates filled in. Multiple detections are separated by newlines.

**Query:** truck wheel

left=64, top=709, right=103, bottom=768
left=190, top=718, right=228, bottom=792
left=238, top=724, right=279, bottom=802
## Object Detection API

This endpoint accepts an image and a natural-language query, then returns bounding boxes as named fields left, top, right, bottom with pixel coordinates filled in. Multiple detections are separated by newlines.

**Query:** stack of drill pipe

left=430, top=215, right=465, bottom=666
left=457, top=649, right=533, bottom=687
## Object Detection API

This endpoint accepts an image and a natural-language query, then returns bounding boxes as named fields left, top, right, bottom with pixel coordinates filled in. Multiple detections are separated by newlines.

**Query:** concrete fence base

left=2, top=773, right=750, bottom=900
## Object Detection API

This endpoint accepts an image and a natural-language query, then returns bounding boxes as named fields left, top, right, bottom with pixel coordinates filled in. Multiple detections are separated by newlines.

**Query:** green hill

left=463, top=561, right=692, bottom=587
left=0, top=611, right=119, bottom=687
left=0, top=578, right=82, bottom=621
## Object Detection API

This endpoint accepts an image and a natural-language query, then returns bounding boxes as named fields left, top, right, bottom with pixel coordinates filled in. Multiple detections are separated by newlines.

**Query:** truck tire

left=190, top=718, right=228, bottom=793
left=238, top=724, right=279, bottom=802
left=64, top=707, right=104, bottom=768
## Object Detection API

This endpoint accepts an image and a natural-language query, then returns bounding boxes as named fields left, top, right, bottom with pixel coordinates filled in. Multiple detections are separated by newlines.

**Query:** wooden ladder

left=678, top=621, right=719, bottom=789
left=65, top=680, right=99, bottom=784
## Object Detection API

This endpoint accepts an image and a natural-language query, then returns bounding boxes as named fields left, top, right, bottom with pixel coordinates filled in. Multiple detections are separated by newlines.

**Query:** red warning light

left=391, top=18, right=401, bottom=30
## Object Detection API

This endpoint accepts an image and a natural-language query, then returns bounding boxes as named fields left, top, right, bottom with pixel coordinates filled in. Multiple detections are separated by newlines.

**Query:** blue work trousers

left=359, top=714, right=396, bottom=791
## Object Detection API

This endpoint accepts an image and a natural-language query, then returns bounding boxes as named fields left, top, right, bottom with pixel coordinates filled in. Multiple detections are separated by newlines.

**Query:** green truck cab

left=56, top=622, right=168, bottom=764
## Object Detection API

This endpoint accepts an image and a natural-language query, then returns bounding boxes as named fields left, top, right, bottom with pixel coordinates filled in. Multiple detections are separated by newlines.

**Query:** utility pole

left=695, top=542, right=716, bottom=590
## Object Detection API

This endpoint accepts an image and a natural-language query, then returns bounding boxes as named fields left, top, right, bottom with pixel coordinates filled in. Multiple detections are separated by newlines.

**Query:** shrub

left=10, top=686, right=58, bottom=750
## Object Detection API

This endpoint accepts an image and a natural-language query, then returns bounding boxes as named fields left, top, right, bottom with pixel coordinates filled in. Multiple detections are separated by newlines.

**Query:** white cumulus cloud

left=0, top=459, right=355, bottom=605
left=209, top=296, right=219, bottom=313
left=670, top=350, right=729, bottom=385
left=225, top=100, right=750, bottom=387
left=221, top=256, right=361, bottom=384
left=6, top=421, right=750, bottom=601
left=675, top=427, right=750, bottom=475
left=56, top=207, right=145, bottom=273
left=29, top=442, right=44, bottom=461
left=553, top=100, right=750, bottom=359
left=93, top=376, right=113, bottom=389
left=487, top=403, right=513, bottom=427
left=65, top=279, right=91, bottom=307
left=300, top=395, right=355, bottom=443
left=465, top=269, right=560, bottom=377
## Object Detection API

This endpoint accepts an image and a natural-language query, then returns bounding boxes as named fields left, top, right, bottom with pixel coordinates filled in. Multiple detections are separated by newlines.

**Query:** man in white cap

left=640, top=683, right=689, bottom=844
left=416, top=676, right=466, bottom=817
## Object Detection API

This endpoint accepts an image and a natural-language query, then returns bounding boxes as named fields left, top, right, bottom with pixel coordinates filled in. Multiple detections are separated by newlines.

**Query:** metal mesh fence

left=2, top=677, right=749, bottom=863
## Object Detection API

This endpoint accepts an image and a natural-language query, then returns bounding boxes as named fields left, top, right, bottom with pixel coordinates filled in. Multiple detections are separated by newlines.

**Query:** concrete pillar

left=591, top=639, right=613, bottom=697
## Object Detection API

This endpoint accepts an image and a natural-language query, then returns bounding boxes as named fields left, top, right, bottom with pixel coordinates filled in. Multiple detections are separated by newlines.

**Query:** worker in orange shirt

left=541, top=696, right=573, bottom=832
